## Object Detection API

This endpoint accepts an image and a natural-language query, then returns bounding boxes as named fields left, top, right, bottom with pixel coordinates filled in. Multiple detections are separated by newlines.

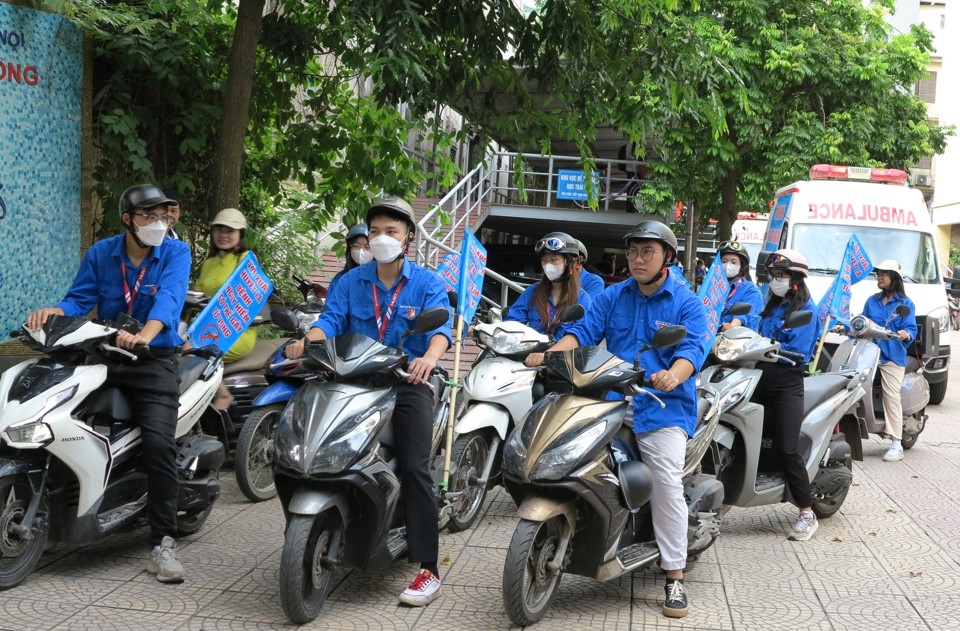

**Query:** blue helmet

left=345, top=224, right=368, bottom=241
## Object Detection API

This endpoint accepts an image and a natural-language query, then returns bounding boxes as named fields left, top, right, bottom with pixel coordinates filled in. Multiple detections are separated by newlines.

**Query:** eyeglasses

left=769, top=272, right=789, bottom=281
left=132, top=211, right=172, bottom=225
left=535, top=237, right=566, bottom=252
left=719, top=241, right=744, bottom=252
left=625, top=246, right=662, bottom=261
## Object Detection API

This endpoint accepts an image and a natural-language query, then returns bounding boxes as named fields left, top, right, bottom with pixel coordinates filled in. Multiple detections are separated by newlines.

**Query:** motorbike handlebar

left=778, top=349, right=806, bottom=362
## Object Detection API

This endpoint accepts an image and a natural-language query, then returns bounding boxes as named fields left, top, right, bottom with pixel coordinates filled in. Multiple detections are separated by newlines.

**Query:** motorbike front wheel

left=0, top=476, right=48, bottom=590
left=446, top=431, right=491, bottom=533
left=279, top=513, right=338, bottom=624
left=502, top=517, right=565, bottom=626
left=235, top=404, right=283, bottom=502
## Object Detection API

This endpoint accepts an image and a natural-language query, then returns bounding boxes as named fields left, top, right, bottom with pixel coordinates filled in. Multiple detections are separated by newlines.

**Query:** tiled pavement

left=4, top=350, right=960, bottom=630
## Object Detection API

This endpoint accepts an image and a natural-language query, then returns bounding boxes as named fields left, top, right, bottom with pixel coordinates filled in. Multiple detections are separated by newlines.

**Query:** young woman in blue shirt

left=717, top=241, right=763, bottom=332
left=756, top=249, right=822, bottom=542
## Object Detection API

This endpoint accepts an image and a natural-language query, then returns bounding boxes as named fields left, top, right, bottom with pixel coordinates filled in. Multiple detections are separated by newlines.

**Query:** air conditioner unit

left=914, top=174, right=930, bottom=186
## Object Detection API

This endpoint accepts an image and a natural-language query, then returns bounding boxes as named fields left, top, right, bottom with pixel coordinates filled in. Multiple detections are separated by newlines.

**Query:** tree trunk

left=209, top=0, right=266, bottom=218
left=715, top=167, right=740, bottom=243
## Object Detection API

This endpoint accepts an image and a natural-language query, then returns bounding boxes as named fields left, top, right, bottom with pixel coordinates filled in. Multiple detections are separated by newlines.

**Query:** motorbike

left=499, top=326, right=726, bottom=626
left=0, top=316, right=225, bottom=589
left=446, top=305, right=583, bottom=532
left=269, top=307, right=452, bottom=624
left=700, top=309, right=864, bottom=520
left=830, top=307, right=930, bottom=454
left=232, top=277, right=326, bottom=502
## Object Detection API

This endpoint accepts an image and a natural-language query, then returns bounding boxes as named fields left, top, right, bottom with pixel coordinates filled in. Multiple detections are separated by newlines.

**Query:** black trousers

left=105, top=353, right=181, bottom=547
left=753, top=363, right=812, bottom=508
left=392, top=382, right=438, bottom=565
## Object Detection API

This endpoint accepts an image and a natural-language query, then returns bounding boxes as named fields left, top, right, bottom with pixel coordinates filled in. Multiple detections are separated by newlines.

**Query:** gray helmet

left=535, top=232, right=579, bottom=256
left=118, top=184, right=175, bottom=219
left=345, top=223, right=369, bottom=241
left=575, top=239, right=588, bottom=261
left=366, top=196, right=416, bottom=233
left=623, top=221, right=678, bottom=257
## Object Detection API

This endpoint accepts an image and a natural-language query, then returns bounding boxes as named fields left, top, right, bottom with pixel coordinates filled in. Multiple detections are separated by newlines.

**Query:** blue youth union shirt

left=758, top=297, right=821, bottom=364
left=862, top=292, right=917, bottom=367
left=57, top=234, right=190, bottom=348
left=506, top=284, right=592, bottom=339
left=720, top=278, right=764, bottom=331
left=314, top=259, right=452, bottom=360
left=579, top=268, right=606, bottom=298
left=565, top=273, right=707, bottom=437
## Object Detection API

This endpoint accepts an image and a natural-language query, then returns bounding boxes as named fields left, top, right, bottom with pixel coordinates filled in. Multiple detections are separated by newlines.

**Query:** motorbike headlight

left=714, top=336, right=747, bottom=362
left=274, top=397, right=309, bottom=469
left=718, top=379, right=751, bottom=414
left=1, top=386, right=74, bottom=447
left=530, top=420, right=609, bottom=481
left=309, top=409, right=382, bottom=474
left=929, top=306, right=949, bottom=333
left=489, top=330, right=541, bottom=355
left=503, top=399, right=546, bottom=477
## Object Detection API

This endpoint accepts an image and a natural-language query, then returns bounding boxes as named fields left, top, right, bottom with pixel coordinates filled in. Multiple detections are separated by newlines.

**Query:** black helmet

left=534, top=232, right=579, bottom=256
left=623, top=221, right=678, bottom=257
left=366, top=196, right=416, bottom=233
left=717, top=240, right=750, bottom=266
left=118, top=184, right=175, bottom=219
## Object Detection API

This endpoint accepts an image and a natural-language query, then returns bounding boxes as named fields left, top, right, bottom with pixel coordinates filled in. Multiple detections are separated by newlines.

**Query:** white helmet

left=874, top=259, right=904, bottom=280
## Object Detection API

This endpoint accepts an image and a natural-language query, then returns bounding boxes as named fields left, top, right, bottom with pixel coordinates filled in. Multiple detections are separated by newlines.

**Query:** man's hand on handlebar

left=524, top=352, right=545, bottom=368
left=26, top=307, right=64, bottom=332
left=116, top=330, right=149, bottom=350
left=896, top=330, right=910, bottom=341
left=406, top=356, right=436, bottom=384
left=285, top=339, right=307, bottom=360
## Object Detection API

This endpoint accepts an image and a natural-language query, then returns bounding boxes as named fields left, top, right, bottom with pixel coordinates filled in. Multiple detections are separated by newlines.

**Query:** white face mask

left=136, top=220, right=167, bottom=247
left=369, top=234, right=405, bottom=262
left=769, top=277, right=791, bottom=297
left=724, top=262, right=741, bottom=279
left=350, top=249, right=373, bottom=265
left=543, top=263, right=565, bottom=281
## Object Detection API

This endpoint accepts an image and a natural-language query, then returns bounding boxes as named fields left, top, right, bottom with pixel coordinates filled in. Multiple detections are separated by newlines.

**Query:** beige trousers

left=879, top=362, right=905, bottom=440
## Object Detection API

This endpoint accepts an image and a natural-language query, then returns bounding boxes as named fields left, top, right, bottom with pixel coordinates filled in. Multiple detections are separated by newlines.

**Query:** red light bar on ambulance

left=809, top=164, right=908, bottom=185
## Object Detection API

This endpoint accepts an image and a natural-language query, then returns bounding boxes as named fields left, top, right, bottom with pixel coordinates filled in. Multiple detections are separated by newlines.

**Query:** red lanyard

left=121, top=262, right=149, bottom=315
left=372, top=278, right=407, bottom=342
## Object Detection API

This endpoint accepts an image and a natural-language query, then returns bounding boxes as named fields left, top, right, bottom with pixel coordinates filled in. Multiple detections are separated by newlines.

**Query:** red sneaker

left=398, top=569, right=442, bottom=606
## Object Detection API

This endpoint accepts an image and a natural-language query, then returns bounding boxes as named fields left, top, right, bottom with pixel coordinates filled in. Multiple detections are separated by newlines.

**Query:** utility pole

left=685, top=202, right=696, bottom=283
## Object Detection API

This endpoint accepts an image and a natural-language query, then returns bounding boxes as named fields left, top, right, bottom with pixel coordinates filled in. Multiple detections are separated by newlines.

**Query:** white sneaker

left=398, top=569, right=441, bottom=606
left=883, top=442, right=904, bottom=462
left=787, top=511, right=819, bottom=541
left=146, top=536, right=185, bottom=583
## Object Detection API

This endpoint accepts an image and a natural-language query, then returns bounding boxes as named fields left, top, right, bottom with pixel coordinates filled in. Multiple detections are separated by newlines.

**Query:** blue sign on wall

left=556, top=169, right=600, bottom=201
left=0, top=4, right=83, bottom=337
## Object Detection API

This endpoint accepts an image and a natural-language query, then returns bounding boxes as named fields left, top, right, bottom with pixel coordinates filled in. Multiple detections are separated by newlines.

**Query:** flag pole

left=812, top=314, right=831, bottom=372
left=441, top=312, right=463, bottom=490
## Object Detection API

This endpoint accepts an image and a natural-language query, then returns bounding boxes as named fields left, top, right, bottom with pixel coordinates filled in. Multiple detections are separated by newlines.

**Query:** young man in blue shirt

left=27, top=184, right=191, bottom=583
left=575, top=239, right=606, bottom=298
left=285, top=196, right=451, bottom=606
left=525, top=221, right=707, bottom=619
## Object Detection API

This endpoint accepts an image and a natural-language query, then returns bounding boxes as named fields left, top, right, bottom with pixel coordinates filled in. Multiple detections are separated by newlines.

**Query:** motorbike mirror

left=270, top=308, right=302, bottom=334
left=633, top=324, right=687, bottom=370
left=783, top=309, right=813, bottom=330
left=727, top=302, right=752, bottom=317
left=447, top=291, right=459, bottom=309
left=895, top=305, right=910, bottom=317
left=755, top=251, right=772, bottom=283
left=411, top=306, right=450, bottom=334
left=559, top=304, right=585, bottom=323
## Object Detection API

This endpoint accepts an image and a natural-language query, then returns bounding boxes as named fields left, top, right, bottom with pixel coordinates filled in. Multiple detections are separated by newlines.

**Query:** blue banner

left=556, top=169, right=600, bottom=201
left=697, top=253, right=731, bottom=356
left=816, top=234, right=873, bottom=328
left=436, top=229, right=486, bottom=339
left=186, top=252, right=274, bottom=352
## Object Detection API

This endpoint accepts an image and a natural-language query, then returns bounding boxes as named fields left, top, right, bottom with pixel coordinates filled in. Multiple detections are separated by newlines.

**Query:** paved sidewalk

left=3, top=350, right=960, bottom=630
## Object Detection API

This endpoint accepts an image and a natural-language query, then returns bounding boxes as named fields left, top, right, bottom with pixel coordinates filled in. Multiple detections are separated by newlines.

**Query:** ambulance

left=730, top=211, right=767, bottom=275
left=757, top=164, right=950, bottom=404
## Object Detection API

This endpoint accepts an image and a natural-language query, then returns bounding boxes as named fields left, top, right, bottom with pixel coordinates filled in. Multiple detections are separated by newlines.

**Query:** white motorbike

left=0, top=316, right=226, bottom=589
left=446, top=306, right=583, bottom=532
left=831, top=307, right=930, bottom=454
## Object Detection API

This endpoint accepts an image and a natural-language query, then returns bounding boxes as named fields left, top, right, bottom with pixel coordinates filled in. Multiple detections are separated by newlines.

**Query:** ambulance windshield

left=793, top=224, right=939, bottom=284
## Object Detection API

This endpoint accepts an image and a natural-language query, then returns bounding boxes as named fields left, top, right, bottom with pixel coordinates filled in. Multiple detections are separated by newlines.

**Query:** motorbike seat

left=802, top=374, right=850, bottom=417
left=222, top=338, right=288, bottom=376
left=905, top=355, right=920, bottom=374
left=178, top=355, right=211, bottom=394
